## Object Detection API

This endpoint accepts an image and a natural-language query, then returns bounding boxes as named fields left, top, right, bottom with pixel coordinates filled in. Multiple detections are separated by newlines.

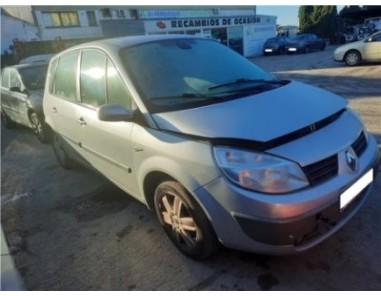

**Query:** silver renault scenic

left=43, top=35, right=379, bottom=259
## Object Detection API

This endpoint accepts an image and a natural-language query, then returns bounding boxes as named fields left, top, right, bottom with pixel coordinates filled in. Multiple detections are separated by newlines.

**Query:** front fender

left=131, top=125, right=221, bottom=205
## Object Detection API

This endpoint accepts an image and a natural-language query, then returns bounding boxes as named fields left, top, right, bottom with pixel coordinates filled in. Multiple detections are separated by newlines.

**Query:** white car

left=334, top=31, right=381, bottom=66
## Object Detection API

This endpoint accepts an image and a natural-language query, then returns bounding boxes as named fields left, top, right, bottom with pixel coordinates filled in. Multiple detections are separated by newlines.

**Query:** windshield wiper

left=209, top=78, right=284, bottom=91
left=150, top=93, right=221, bottom=101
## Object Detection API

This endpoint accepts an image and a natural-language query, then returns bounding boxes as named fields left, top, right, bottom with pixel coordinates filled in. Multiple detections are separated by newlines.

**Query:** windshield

left=121, top=38, right=276, bottom=112
left=19, top=64, right=48, bottom=90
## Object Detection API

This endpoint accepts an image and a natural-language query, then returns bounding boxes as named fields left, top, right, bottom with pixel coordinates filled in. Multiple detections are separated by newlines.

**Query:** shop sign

left=146, top=16, right=260, bottom=32
left=170, top=17, right=259, bottom=28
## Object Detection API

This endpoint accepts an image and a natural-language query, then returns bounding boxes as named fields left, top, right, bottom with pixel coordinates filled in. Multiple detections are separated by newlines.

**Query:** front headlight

left=213, top=146, right=309, bottom=194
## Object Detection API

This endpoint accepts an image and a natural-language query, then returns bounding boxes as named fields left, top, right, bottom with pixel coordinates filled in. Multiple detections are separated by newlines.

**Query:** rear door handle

left=77, top=117, right=87, bottom=126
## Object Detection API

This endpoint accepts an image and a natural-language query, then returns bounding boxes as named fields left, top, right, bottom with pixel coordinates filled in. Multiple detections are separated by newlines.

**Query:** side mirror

left=366, top=37, right=373, bottom=42
left=97, top=104, right=134, bottom=122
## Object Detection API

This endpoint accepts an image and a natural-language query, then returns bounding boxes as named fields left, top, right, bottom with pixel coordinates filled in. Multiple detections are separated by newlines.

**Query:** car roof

left=19, top=54, right=54, bottom=64
left=55, top=34, right=206, bottom=56
left=3, top=63, right=48, bottom=70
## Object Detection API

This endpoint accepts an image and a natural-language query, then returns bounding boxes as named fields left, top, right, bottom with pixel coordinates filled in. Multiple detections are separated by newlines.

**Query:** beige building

left=2, top=6, right=277, bottom=57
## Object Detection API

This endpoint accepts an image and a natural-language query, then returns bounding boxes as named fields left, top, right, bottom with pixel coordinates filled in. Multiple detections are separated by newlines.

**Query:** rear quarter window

left=1, top=68, right=10, bottom=88
left=48, top=59, right=58, bottom=93
left=52, top=50, right=79, bottom=102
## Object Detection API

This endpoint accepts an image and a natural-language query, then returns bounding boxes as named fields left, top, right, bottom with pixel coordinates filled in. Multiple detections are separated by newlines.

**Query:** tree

left=298, top=5, right=314, bottom=33
left=299, top=5, right=338, bottom=41
left=339, top=5, right=361, bottom=15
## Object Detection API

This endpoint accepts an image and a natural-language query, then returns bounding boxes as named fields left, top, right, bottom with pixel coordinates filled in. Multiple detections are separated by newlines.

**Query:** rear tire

left=52, top=132, right=76, bottom=169
left=154, top=181, right=219, bottom=260
left=30, top=112, right=50, bottom=144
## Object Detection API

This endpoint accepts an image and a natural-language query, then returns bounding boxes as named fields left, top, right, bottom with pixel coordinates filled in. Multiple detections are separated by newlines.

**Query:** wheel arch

left=142, top=169, right=205, bottom=210
left=137, top=153, right=219, bottom=209
left=143, top=170, right=173, bottom=210
left=141, top=168, right=216, bottom=225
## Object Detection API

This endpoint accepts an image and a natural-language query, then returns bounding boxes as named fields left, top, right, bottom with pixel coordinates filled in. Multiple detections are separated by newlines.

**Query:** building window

left=42, top=12, right=79, bottom=27
left=86, top=11, right=97, bottom=26
left=101, top=8, right=112, bottom=18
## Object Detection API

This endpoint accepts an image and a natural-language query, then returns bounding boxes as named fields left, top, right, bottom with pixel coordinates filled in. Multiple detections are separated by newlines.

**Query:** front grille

left=302, top=131, right=367, bottom=186
left=352, top=131, right=367, bottom=157
left=303, top=155, right=338, bottom=186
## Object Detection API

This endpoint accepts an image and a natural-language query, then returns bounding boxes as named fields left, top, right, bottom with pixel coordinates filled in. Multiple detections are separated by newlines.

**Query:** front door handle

left=77, top=117, right=87, bottom=126
left=51, top=107, right=57, bottom=113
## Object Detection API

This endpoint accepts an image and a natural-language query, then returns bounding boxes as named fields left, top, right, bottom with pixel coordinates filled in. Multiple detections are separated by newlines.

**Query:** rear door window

left=48, top=59, right=59, bottom=93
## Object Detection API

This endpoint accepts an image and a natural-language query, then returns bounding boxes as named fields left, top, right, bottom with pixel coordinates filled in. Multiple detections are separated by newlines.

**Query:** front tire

left=154, top=181, right=219, bottom=260
left=344, top=50, right=361, bottom=66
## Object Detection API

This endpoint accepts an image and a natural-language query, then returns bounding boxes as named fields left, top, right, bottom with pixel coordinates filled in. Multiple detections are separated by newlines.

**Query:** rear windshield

left=19, top=64, right=48, bottom=90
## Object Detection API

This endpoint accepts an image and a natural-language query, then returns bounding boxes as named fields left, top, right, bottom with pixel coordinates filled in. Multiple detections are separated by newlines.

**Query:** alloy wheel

left=30, top=113, right=44, bottom=141
left=154, top=181, right=219, bottom=259
left=345, top=51, right=360, bottom=66
left=159, top=191, right=199, bottom=249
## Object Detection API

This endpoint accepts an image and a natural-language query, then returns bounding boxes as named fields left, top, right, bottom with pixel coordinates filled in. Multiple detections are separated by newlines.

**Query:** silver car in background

left=43, top=35, right=379, bottom=259
left=334, top=31, right=381, bottom=66
left=1, top=63, right=50, bottom=143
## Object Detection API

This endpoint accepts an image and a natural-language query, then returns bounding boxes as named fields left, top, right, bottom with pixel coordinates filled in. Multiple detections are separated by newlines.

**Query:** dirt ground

left=1, top=46, right=381, bottom=290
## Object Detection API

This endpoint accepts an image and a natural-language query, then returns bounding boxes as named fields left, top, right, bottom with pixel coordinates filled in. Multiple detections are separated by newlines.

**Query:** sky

left=256, top=5, right=345, bottom=27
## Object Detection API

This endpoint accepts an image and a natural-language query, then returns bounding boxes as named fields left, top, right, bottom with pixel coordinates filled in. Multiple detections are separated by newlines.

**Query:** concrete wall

left=1, top=14, right=39, bottom=54
left=244, top=24, right=277, bottom=57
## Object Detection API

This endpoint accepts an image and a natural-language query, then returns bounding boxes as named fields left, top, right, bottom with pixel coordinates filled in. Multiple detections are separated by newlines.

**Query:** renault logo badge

left=345, top=150, right=358, bottom=172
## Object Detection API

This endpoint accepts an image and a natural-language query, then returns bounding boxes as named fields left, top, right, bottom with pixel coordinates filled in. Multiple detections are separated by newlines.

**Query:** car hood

left=336, top=40, right=363, bottom=52
left=152, top=81, right=347, bottom=143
